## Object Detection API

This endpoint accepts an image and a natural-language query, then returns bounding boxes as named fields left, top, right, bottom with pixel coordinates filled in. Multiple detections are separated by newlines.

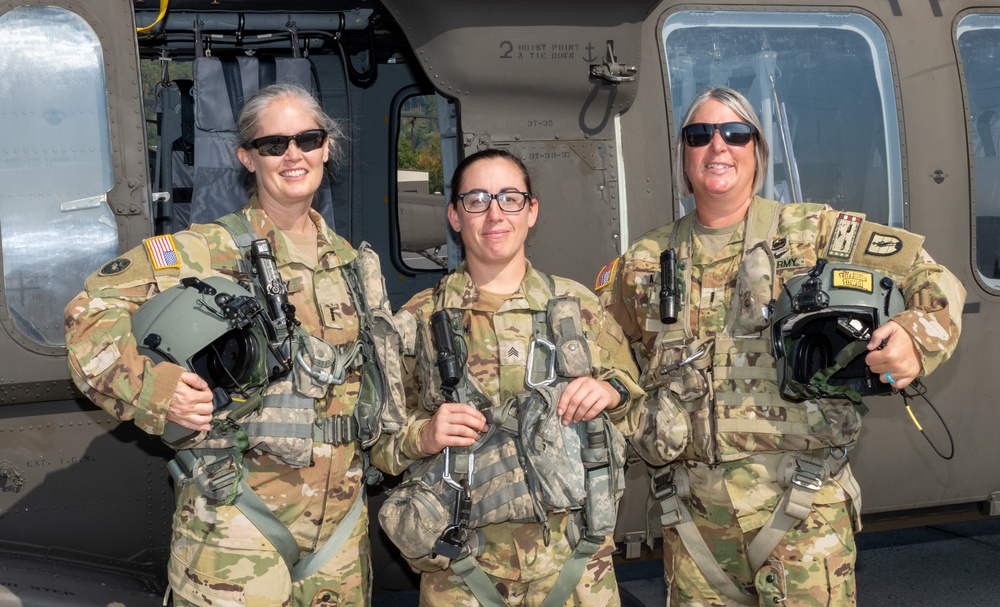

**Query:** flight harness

left=167, top=211, right=401, bottom=581
left=648, top=198, right=859, bottom=605
left=382, top=272, right=623, bottom=607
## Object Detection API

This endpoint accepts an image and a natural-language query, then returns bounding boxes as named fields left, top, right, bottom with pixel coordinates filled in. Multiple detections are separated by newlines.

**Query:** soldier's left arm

left=884, top=247, right=965, bottom=377
left=587, top=294, right=645, bottom=432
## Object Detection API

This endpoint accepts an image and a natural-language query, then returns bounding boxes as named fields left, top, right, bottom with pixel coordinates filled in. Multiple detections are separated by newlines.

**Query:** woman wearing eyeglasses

left=597, top=87, right=964, bottom=606
left=371, top=148, right=643, bottom=607
left=64, top=83, right=393, bottom=606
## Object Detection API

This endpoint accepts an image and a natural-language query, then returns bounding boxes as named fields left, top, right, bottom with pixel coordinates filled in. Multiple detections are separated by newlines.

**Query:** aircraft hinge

left=589, top=40, right=637, bottom=84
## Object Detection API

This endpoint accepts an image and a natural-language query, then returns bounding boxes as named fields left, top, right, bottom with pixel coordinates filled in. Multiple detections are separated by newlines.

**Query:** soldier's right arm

left=64, top=246, right=185, bottom=436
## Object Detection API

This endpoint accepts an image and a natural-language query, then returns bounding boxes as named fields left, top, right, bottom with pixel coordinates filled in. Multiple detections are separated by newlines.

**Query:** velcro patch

left=851, top=222, right=925, bottom=275
left=594, top=257, right=620, bottom=291
left=499, top=339, right=524, bottom=366
left=827, top=212, right=864, bottom=259
left=144, top=234, right=181, bottom=270
left=99, top=257, right=132, bottom=276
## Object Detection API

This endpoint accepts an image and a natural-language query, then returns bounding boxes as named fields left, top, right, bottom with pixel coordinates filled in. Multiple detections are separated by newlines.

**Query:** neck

left=259, top=197, right=314, bottom=235
left=695, top=193, right=754, bottom=228
left=466, top=256, right=528, bottom=295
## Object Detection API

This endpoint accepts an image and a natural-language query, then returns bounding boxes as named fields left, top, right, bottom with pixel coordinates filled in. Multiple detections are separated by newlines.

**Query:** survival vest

left=379, top=268, right=625, bottom=606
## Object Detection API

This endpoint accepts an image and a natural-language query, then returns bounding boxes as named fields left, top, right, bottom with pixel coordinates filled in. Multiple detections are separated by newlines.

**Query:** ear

left=526, top=197, right=539, bottom=229
left=237, top=146, right=255, bottom=172
left=447, top=202, right=461, bottom=232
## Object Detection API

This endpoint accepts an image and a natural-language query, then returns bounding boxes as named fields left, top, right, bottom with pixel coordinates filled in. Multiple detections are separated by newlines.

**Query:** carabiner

left=441, top=447, right=475, bottom=491
left=525, top=336, right=557, bottom=388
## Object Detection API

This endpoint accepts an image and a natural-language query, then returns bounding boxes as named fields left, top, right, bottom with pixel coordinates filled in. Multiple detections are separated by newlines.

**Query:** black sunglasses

left=682, top=122, right=757, bottom=147
left=245, top=129, right=328, bottom=157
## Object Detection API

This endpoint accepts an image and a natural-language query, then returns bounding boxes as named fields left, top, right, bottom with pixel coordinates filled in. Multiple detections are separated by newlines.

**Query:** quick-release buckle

left=651, top=472, right=677, bottom=501
left=316, top=415, right=358, bottom=445
left=790, top=458, right=825, bottom=492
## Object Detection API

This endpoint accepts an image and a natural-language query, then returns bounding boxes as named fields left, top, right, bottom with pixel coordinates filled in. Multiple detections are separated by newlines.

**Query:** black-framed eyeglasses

left=456, top=191, right=530, bottom=213
left=681, top=122, right=757, bottom=147
left=245, top=129, right=328, bottom=157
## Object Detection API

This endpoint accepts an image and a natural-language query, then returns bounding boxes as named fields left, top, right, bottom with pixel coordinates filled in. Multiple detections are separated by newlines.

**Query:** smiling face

left=236, top=95, right=329, bottom=211
left=448, top=156, right=538, bottom=274
left=683, top=98, right=758, bottom=204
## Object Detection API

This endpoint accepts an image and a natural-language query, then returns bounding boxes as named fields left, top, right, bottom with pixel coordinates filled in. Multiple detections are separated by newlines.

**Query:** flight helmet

left=771, top=260, right=906, bottom=402
left=130, top=275, right=275, bottom=447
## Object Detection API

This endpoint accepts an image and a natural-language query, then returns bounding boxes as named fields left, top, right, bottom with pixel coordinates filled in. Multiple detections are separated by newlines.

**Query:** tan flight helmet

left=771, top=260, right=906, bottom=403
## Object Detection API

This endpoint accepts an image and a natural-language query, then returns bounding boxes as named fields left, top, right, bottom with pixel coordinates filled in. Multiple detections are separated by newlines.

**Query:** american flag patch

left=594, top=257, right=620, bottom=291
left=144, top=234, right=180, bottom=270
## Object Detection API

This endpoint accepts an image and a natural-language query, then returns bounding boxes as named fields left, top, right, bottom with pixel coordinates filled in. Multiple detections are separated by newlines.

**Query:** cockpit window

left=0, top=7, right=117, bottom=347
left=662, top=10, right=903, bottom=226
left=957, top=13, right=1000, bottom=290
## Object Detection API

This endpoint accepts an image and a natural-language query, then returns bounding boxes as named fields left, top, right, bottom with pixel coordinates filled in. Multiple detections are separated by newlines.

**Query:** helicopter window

left=662, top=11, right=903, bottom=227
left=0, top=7, right=117, bottom=347
left=394, top=92, right=452, bottom=272
left=957, top=13, right=1000, bottom=291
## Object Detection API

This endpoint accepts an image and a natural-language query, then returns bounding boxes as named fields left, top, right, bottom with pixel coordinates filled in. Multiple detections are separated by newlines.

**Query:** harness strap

left=449, top=535, right=603, bottom=607
left=744, top=450, right=831, bottom=571
left=313, top=414, right=359, bottom=445
left=169, top=448, right=364, bottom=581
left=652, top=467, right=756, bottom=606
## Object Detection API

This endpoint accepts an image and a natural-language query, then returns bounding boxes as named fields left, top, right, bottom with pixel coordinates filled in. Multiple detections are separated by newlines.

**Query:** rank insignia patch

left=828, top=213, right=863, bottom=259
left=144, top=234, right=181, bottom=270
left=595, top=257, right=620, bottom=291
left=99, top=257, right=131, bottom=276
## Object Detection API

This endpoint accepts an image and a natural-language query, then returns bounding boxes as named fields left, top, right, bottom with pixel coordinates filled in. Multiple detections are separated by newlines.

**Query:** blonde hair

left=674, top=87, right=769, bottom=197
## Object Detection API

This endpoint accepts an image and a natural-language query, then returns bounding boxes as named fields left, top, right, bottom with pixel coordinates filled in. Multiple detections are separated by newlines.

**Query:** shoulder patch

left=851, top=222, right=925, bottom=275
left=144, top=234, right=181, bottom=270
left=98, top=257, right=132, bottom=276
left=595, top=258, right=620, bottom=292
left=827, top=212, right=864, bottom=259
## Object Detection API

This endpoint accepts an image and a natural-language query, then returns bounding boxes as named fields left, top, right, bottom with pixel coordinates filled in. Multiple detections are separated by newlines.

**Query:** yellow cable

left=136, top=0, right=169, bottom=33
left=905, top=404, right=923, bottom=431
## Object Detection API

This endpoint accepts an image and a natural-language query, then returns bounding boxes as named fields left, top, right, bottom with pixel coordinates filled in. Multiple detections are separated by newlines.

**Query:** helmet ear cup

left=791, top=331, right=832, bottom=383
left=194, top=328, right=260, bottom=390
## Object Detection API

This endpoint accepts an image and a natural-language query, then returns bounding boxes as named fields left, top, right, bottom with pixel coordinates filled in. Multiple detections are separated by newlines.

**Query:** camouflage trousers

left=167, top=498, right=372, bottom=607
left=419, top=516, right=621, bottom=607
left=661, top=489, right=857, bottom=607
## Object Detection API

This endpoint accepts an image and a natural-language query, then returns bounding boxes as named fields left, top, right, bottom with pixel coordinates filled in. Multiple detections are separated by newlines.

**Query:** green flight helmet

left=771, top=260, right=906, bottom=402
left=130, top=275, right=272, bottom=447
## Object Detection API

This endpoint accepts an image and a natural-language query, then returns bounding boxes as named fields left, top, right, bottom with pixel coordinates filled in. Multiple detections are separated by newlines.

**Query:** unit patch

left=144, top=234, right=181, bottom=270
left=99, top=257, right=132, bottom=276
left=831, top=268, right=874, bottom=293
left=827, top=213, right=864, bottom=259
left=865, top=232, right=903, bottom=256
left=594, top=257, right=620, bottom=291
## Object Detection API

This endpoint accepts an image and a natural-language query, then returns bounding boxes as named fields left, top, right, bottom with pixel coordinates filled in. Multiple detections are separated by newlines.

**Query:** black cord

left=897, top=379, right=954, bottom=460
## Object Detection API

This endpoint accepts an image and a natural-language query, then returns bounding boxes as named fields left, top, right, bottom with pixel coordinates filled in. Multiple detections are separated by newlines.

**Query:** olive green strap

left=450, top=553, right=509, bottom=607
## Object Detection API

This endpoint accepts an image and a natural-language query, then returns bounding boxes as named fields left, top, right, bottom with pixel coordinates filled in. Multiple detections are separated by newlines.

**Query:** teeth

left=706, top=163, right=730, bottom=169
left=282, top=169, right=306, bottom=177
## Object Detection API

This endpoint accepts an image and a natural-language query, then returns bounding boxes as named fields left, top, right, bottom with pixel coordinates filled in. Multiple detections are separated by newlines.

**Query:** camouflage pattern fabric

left=419, top=514, right=621, bottom=607
left=599, top=198, right=965, bottom=604
left=370, top=261, right=642, bottom=605
left=64, top=200, right=376, bottom=606
left=664, top=462, right=856, bottom=607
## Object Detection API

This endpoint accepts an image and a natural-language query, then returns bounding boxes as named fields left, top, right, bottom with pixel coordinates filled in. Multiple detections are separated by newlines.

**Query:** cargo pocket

left=167, top=539, right=268, bottom=607
left=378, top=478, right=452, bottom=573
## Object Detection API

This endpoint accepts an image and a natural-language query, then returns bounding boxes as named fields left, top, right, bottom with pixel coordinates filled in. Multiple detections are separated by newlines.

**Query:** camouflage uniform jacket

left=65, top=201, right=369, bottom=551
left=370, top=261, right=642, bottom=578
left=601, top=197, right=965, bottom=469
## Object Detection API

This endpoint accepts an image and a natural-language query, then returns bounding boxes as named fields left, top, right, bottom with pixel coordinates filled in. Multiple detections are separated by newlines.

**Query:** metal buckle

left=790, top=469, right=822, bottom=492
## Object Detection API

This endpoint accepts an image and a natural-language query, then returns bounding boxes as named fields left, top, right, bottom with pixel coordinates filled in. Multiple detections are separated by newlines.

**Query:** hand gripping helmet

left=130, top=276, right=276, bottom=448
left=771, top=260, right=905, bottom=402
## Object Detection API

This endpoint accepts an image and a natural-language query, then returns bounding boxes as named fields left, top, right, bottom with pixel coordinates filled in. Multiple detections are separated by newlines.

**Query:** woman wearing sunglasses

left=597, top=87, right=965, bottom=606
left=65, top=83, right=394, bottom=606
left=371, top=149, right=643, bottom=606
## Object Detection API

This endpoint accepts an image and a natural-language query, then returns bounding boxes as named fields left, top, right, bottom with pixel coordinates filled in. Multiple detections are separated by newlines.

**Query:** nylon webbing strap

left=231, top=476, right=301, bottom=570
left=291, top=492, right=364, bottom=581
left=538, top=537, right=602, bottom=607
left=215, top=212, right=257, bottom=254
left=655, top=478, right=756, bottom=606
left=745, top=450, right=828, bottom=572
left=450, top=553, right=509, bottom=607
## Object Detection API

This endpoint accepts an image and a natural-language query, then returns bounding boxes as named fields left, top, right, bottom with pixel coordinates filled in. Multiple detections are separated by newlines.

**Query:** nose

left=484, top=197, right=505, bottom=219
left=709, top=128, right=727, bottom=151
left=283, top=140, right=305, bottom=159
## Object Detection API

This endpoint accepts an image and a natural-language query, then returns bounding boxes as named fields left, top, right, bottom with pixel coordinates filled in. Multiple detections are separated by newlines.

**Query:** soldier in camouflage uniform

left=597, top=88, right=965, bottom=606
left=64, top=84, right=382, bottom=606
left=371, top=149, right=644, bottom=607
